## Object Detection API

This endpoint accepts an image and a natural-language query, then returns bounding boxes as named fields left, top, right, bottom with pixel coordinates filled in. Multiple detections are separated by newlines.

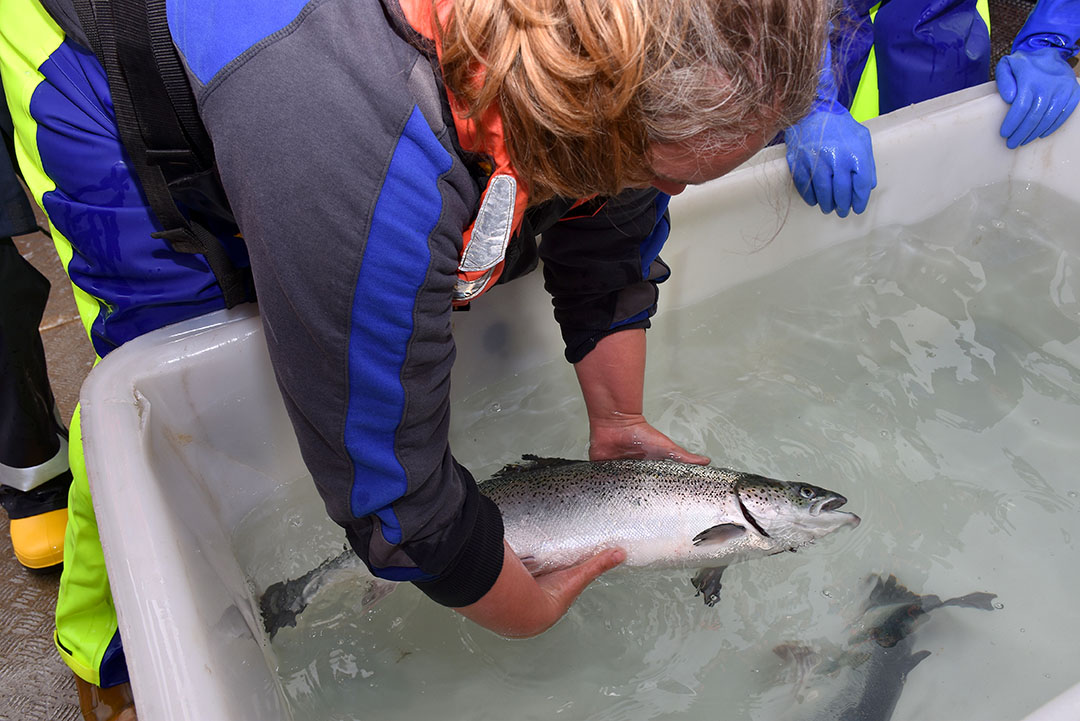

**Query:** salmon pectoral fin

left=519, top=555, right=542, bottom=574
left=691, top=523, right=745, bottom=546
left=691, top=565, right=728, bottom=607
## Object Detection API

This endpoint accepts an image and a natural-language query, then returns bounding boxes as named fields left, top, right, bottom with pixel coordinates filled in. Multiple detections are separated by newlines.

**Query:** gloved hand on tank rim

left=783, top=27, right=877, bottom=219
left=996, top=46, right=1080, bottom=149
left=996, top=0, right=1080, bottom=149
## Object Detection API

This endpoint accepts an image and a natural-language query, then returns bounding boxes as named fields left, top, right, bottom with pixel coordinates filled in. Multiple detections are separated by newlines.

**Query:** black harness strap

left=70, top=0, right=100, bottom=58
left=72, top=0, right=250, bottom=308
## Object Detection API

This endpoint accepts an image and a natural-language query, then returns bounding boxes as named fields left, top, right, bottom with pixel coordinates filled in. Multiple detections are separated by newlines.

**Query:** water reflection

left=239, top=182, right=1080, bottom=721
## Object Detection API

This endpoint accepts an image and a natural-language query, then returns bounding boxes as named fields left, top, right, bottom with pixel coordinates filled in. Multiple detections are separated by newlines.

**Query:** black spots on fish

left=733, top=474, right=791, bottom=506
left=485, top=458, right=741, bottom=502
left=735, top=474, right=845, bottom=511
left=493, top=455, right=580, bottom=478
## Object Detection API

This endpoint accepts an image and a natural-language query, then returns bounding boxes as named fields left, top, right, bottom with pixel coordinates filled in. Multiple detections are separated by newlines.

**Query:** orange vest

left=399, top=0, right=531, bottom=305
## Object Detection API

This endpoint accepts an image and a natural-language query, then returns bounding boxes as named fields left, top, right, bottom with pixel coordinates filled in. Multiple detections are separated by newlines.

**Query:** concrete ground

left=0, top=3, right=1042, bottom=719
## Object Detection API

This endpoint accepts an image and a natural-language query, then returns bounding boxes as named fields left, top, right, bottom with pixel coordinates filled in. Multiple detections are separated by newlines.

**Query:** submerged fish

left=774, top=574, right=998, bottom=721
left=260, top=456, right=860, bottom=637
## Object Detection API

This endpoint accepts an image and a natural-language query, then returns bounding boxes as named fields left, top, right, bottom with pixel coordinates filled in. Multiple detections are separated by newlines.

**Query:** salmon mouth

left=811, top=494, right=848, bottom=516
left=810, top=494, right=861, bottom=528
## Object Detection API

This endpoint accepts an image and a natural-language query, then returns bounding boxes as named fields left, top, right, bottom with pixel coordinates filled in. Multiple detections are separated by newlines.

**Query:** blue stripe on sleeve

left=167, top=0, right=312, bottom=84
left=345, top=106, right=452, bottom=548
left=611, top=193, right=671, bottom=331
left=33, top=40, right=237, bottom=357
left=638, top=193, right=670, bottom=280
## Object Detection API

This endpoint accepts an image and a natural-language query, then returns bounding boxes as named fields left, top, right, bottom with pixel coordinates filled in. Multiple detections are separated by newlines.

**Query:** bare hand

left=455, top=540, right=625, bottom=638
left=587, top=412, right=710, bottom=465
left=574, top=330, right=710, bottom=466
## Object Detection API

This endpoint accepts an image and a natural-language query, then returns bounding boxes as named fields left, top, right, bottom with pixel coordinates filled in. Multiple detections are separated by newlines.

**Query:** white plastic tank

left=80, top=83, right=1080, bottom=721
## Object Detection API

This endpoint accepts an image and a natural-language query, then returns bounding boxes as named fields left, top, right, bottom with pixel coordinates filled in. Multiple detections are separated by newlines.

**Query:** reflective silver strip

left=0, top=434, right=68, bottom=492
left=458, top=174, right=516, bottom=273
left=453, top=268, right=495, bottom=303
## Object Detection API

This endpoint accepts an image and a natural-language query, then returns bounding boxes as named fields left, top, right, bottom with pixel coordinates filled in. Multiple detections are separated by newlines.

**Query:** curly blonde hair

left=437, top=0, right=832, bottom=202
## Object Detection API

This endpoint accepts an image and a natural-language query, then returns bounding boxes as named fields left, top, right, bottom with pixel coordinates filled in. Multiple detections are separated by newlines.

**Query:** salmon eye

left=799, top=486, right=815, bottom=499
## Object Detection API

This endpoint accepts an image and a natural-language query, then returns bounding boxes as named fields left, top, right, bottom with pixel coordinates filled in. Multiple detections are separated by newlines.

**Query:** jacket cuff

left=811, top=25, right=845, bottom=113
left=412, top=486, right=505, bottom=607
left=564, top=318, right=652, bottom=364
left=1012, top=1, right=1080, bottom=58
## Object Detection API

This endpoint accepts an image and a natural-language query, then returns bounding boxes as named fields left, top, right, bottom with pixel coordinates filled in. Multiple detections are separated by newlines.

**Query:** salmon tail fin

left=941, top=591, right=998, bottom=611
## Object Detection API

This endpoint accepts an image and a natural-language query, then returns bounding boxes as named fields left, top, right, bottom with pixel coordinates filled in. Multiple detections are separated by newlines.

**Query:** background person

left=0, top=74, right=71, bottom=573
left=784, top=0, right=1080, bottom=218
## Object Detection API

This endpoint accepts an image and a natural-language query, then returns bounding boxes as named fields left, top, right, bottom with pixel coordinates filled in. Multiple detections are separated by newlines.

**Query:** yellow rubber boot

left=9, top=507, right=67, bottom=571
left=75, top=675, right=137, bottom=721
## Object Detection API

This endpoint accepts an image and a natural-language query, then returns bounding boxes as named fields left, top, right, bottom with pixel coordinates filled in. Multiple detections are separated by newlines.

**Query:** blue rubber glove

left=996, top=48, right=1080, bottom=148
left=784, top=107, right=876, bottom=218
left=996, top=0, right=1080, bottom=149
left=784, top=32, right=877, bottom=218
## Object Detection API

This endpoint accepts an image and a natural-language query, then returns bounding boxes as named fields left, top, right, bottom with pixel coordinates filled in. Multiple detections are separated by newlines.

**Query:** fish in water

left=258, top=549, right=393, bottom=636
left=260, top=456, right=859, bottom=637
left=773, top=574, right=998, bottom=721
left=487, top=456, right=860, bottom=604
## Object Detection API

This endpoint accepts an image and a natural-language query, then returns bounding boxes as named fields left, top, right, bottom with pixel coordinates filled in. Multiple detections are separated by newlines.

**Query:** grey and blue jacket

left=36, top=0, right=672, bottom=606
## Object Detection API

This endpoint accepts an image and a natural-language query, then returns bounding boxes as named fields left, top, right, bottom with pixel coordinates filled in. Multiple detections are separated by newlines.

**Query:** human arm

left=187, top=4, right=598, bottom=631
left=996, top=0, right=1080, bottom=148
left=455, top=540, right=624, bottom=637
left=783, top=30, right=876, bottom=218
left=539, top=189, right=709, bottom=464
left=574, top=329, right=708, bottom=464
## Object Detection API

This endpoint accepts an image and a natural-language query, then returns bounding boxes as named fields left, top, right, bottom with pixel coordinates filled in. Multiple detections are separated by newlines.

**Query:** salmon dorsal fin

left=492, top=454, right=581, bottom=478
